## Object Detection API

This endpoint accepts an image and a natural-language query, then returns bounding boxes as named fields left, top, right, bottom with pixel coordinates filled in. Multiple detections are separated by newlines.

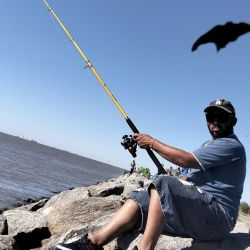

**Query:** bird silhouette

left=192, top=22, right=250, bottom=52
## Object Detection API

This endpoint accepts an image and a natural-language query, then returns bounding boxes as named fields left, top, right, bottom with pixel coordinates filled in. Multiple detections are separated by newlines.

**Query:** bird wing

left=192, top=22, right=250, bottom=52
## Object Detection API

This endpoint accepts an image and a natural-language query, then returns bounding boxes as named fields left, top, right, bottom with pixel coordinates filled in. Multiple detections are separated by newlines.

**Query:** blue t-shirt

left=187, top=134, right=246, bottom=220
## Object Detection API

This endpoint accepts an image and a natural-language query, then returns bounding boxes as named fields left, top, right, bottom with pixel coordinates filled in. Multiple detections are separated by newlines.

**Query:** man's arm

left=133, top=133, right=200, bottom=168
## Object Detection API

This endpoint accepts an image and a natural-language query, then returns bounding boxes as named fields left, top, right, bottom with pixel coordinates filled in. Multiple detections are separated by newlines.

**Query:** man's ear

left=232, top=117, right=237, bottom=126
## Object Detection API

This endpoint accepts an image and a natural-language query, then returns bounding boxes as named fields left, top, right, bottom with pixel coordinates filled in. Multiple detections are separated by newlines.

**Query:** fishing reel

left=121, top=135, right=137, bottom=158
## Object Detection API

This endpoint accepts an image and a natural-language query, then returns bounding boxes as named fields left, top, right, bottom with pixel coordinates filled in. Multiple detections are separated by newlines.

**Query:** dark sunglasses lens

left=206, top=113, right=231, bottom=123
left=206, top=114, right=213, bottom=122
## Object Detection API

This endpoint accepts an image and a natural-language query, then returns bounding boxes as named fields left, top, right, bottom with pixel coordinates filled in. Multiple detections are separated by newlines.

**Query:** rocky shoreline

left=0, top=173, right=250, bottom=250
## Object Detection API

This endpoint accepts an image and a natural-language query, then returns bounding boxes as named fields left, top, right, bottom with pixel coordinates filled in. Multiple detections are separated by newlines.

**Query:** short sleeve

left=192, top=138, right=237, bottom=171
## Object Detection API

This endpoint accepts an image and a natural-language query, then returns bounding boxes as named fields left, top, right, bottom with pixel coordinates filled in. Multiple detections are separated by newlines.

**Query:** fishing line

left=42, top=0, right=166, bottom=174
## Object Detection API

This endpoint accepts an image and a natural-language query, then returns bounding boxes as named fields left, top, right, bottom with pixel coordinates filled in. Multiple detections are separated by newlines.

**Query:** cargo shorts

left=130, top=175, right=234, bottom=241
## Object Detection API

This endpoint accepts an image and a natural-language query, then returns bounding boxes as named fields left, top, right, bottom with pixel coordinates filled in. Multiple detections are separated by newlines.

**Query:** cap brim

left=204, top=106, right=233, bottom=114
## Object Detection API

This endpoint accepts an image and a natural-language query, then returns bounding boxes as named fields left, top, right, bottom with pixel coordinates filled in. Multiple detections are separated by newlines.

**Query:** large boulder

left=3, top=209, right=47, bottom=237
left=41, top=214, right=117, bottom=250
left=3, top=206, right=50, bottom=250
left=40, top=187, right=121, bottom=236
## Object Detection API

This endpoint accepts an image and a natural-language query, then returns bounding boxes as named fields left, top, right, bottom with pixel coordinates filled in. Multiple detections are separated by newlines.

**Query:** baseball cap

left=204, top=99, right=236, bottom=116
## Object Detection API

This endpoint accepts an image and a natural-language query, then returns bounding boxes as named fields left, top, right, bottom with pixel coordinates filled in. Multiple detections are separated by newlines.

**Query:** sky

left=0, top=1, right=249, bottom=203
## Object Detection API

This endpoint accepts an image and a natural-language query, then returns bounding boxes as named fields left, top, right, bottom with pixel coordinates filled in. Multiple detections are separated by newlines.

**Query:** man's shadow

left=117, top=232, right=250, bottom=250
left=182, top=233, right=250, bottom=250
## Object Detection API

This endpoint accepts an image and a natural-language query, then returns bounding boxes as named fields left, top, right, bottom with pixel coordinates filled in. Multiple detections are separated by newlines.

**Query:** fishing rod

left=42, top=0, right=166, bottom=174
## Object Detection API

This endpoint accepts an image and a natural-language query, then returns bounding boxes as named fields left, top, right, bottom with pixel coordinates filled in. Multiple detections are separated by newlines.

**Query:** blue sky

left=0, top=1, right=249, bottom=203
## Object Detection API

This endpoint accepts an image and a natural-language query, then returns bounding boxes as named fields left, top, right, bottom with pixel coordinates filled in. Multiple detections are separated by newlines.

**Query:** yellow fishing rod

left=43, top=0, right=166, bottom=174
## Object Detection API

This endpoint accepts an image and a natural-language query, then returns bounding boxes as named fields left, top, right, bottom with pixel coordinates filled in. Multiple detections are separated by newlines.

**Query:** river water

left=0, top=132, right=124, bottom=211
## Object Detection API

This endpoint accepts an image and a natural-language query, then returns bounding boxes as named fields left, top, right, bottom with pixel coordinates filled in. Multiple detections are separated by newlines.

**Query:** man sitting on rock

left=55, top=99, right=246, bottom=250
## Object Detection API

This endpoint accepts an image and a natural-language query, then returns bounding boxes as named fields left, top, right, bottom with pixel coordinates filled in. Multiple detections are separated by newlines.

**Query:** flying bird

left=192, top=22, right=250, bottom=52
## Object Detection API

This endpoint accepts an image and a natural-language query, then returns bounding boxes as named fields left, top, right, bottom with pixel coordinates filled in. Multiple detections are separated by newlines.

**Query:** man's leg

left=138, top=187, right=164, bottom=250
left=90, top=199, right=140, bottom=246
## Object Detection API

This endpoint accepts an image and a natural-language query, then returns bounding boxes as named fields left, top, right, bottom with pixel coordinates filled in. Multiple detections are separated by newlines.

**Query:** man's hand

left=133, top=133, right=155, bottom=149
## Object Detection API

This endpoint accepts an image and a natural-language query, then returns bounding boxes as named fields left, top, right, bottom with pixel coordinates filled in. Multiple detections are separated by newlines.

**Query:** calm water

left=0, top=132, right=124, bottom=211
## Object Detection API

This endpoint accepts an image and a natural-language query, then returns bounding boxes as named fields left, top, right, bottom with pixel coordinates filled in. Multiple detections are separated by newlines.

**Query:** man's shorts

left=130, top=175, right=233, bottom=241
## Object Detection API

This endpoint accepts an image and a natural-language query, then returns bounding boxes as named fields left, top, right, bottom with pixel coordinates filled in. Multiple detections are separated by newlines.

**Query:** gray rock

left=18, top=198, right=48, bottom=212
left=43, top=214, right=117, bottom=250
left=118, top=228, right=250, bottom=250
left=3, top=209, right=47, bottom=237
left=0, top=235, right=16, bottom=250
left=40, top=186, right=121, bottom=236
left=1, top=173, right=250, bottom=250
left=88, top=173, right=148, bottom=200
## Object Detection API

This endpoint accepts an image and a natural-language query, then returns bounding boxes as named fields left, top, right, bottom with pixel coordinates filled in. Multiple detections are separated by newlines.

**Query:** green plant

left=138, top=166, right=151, bottom=176
left=240, top=201, right=250, bottom=214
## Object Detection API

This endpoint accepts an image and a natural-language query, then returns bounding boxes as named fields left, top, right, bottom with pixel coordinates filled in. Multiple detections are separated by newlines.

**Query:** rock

left=40, top=186, right=121, bottom=236
left=237, top=212, right=250, bottom=233
left=0, top=173, right=250, bottom=250
left=120, top=173, right=150, bottom=201
left=0, top=235, right=16, bottom=250
left=42, top=214, right=117, bottom=250
left=118, top=230, right=193, bottom=250
left=3, top=209, right=47, bottom=237
left=88, top=173, right=148, bottom=200
left=118, top=226, right=250, bottom=250
left=3, top=208, right=50, bottom=249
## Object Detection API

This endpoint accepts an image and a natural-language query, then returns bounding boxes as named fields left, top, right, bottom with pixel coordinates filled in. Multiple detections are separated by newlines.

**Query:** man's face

left=205, top=110, right=235, bottom=139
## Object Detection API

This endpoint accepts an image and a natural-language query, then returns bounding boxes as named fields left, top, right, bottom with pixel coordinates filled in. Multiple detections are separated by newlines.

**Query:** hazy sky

left=0, top=1, right=249, bottom=203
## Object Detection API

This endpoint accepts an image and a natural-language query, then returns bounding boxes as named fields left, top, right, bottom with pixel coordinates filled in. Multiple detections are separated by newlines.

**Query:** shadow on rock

left=182, top=233, right=250, bottom=250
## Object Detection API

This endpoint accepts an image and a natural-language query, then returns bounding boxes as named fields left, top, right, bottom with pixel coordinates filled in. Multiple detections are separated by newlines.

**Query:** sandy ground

left=234, top=212, right=250, bottom=233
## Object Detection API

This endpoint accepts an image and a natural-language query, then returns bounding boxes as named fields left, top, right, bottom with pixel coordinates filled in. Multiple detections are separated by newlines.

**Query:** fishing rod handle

left=146, top=148, right=166, bottom=174
left=126, top=118, right=166, bottom=174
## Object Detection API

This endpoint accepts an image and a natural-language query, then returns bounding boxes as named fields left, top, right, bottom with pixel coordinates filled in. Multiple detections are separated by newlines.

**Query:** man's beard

left=208, top=124, right=233, bottom=139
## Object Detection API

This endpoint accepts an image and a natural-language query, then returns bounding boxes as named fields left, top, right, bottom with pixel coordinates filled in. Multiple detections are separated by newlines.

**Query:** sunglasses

left=205, top=113, right=232, bottom=124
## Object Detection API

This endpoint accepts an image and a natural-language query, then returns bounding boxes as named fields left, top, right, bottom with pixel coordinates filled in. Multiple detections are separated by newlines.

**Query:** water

left=0, top=132, right=124, bottom=211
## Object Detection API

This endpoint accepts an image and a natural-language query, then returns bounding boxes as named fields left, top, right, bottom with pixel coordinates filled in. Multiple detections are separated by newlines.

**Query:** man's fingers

left=133, top=133, right=140, bottom=141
